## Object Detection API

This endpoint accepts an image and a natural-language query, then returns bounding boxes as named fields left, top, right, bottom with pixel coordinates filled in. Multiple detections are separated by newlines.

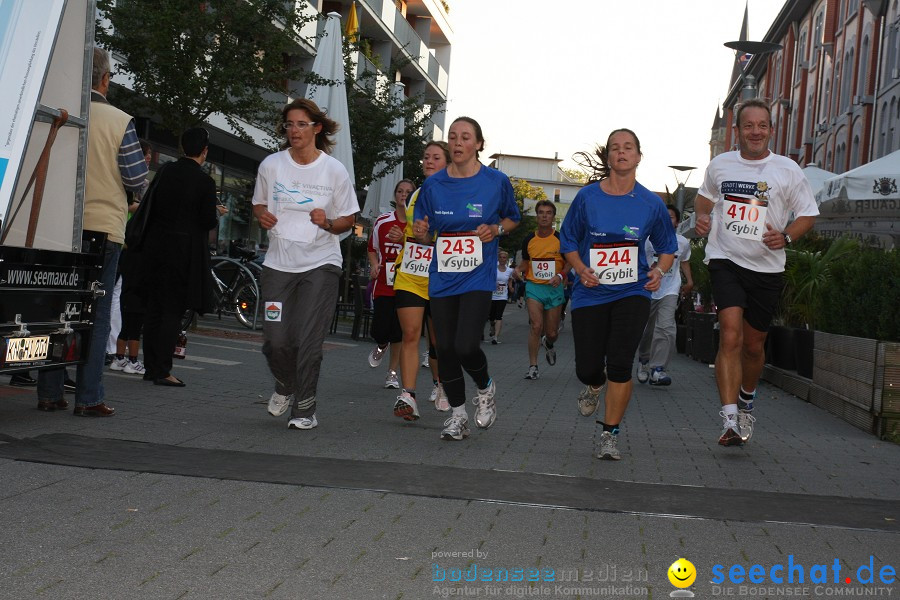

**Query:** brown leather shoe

left=37, top=399, right=69, bottom=412
left=72, top=403, right=116, bottom=417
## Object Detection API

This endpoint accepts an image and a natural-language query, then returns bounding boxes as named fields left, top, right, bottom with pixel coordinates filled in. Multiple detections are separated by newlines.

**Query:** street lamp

left=723, top=40, right=783, bottom=100
left=668, top=165, right=697, bottom=214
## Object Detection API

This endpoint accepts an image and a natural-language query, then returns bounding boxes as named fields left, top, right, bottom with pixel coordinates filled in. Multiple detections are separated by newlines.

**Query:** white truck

left=0, top=0, right=105, bottom=375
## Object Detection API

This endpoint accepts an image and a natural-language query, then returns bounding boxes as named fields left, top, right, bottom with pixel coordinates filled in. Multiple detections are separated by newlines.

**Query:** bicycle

left=182, top=246, right=262, bottom=330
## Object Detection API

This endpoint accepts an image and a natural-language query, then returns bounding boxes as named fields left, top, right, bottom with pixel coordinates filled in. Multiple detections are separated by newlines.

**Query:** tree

left=96, top=0, right=318, bottom=139
left=502, top=179, right=545, bottom=258
left=343, top=40, right=444, bottom=190
left=560, top=167, right=588, bottom=184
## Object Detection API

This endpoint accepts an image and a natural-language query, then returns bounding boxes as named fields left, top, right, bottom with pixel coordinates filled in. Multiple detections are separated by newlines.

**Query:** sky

left=444, top=0, right=788, bottom=193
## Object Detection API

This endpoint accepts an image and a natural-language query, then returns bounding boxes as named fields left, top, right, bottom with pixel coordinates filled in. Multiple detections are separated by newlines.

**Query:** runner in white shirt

left=694, top=99, right=818, bottom=447
left=636, top=205, right=693, bottom=386
left=489, top=250, right=513, bottom=344
left=252, top=98, right=359, bottom=431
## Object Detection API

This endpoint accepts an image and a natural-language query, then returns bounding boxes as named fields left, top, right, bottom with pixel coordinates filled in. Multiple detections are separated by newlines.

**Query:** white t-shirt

left=252, top=150, right=357, bottom=273
left=644, top=234, right=691, bottom=300
left=493, top=267, right=512, bottom=300
left=698, top=151, right=819, bottom=273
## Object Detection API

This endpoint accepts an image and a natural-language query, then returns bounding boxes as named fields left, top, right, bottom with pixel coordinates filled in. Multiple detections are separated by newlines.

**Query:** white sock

left=452, top=405, right=467, bottom=418
left=722, top=404, right=738, bottom=421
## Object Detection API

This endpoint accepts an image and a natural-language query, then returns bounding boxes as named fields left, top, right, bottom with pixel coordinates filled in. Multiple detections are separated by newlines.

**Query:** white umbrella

left=362, top=82, right=406, bottom=220
left=801, top=164, right=836, bottom=197
left=307, top=12, right=355, bottom=239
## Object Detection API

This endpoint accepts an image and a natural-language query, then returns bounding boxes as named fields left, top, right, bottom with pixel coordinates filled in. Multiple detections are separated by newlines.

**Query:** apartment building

left=487, top=153, right=584, bottom=227
left=713, top=0, right=900, bottom=174
left=110, top=0, right=451, bottom=249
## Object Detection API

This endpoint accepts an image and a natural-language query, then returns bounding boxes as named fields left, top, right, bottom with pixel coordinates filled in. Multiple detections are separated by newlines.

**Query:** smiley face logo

left=668, top=558, right=696, bottom=588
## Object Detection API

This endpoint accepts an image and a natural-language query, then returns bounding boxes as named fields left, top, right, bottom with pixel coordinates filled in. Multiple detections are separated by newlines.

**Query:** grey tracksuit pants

left=261, top=264, right=340, bottom=418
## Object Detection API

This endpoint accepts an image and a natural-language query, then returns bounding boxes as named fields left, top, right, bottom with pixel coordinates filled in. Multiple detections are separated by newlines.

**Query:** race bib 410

left=723, top=194, right=768, bottom=241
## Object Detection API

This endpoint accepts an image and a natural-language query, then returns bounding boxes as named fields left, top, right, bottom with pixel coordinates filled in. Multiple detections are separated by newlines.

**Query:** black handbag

left=124, top=163, right=168, bottom=250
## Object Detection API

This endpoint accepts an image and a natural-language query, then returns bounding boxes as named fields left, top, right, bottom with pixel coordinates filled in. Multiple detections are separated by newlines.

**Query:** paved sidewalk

left=0, top=304, right=897, bottom=599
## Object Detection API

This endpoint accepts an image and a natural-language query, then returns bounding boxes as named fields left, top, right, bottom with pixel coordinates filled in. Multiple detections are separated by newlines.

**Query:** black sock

left=407, top=390, right=416, bottom=399
left=115, top=354, right=124, bottom=360
left=129, top=355, right=138, bottom=362
left=545, top=339, right=554, bottom=349
left=600, top=422, right=620, bottom=435
left=739, top=388, right=756, bottom=401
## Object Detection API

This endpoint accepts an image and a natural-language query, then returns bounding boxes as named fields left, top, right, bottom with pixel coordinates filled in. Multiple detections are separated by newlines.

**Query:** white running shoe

left=435, top=384, right=450, bottom=412
left=288, top=414, right=318, bottom=430
left=384, top=370, right=400, bottom=389
left=524, top=365, right=539, bottom=380
left=577, top=384, right=604, bottom=417
left=267, top=392, right=292, bottom=417
left=595, top=431, right=621, bottom=460
left=430, top=383, right=439, bottom=403
left=109, top=357, right=129, bottom=371
left=472, top=379, right=497, bottom=429
left=421, top=351, right=430, bottom=368
left=737, top=409, right=756, bottom=442
left=441, top=414, right=469, bottom=440
left=393, top=391, right=420, bottom=421
left=636, top=361, right=649, bottom=384
left=123, top=360, right=146, bottom=375
left=718, top=411, right=743, bottom=446
left=368, top=345, right=386, bottom=368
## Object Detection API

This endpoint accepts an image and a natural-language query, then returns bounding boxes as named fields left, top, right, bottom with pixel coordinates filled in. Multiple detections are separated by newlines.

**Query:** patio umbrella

left=345, top=2, right=359, bottom=42
left=306, top=12, right=356, bottom=239
left=362, top=82, right=406, bottom=220
left=801, top=163, right=836, bottom=197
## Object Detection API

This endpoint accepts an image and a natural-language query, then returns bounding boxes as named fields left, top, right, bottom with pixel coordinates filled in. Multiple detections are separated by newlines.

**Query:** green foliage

left=97, top=0, right=318, bottom=139
left=687, top=238, right=713, bottom=309
left=782, top=235, right=858, bottom=329
left=343, top=40, right=445, bottom=190
left=560, top=167, right=588, bottom=184
left=817, top=247, right=900, bottom=341
left=501, top=179, right=544, bottom=257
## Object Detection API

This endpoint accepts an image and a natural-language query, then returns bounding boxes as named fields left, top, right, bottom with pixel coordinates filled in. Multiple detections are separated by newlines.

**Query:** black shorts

left=372, top=295, right=402, bottom=344
left=394, top=289, right=428, bottom=309
left=489, top=299, right=507, bottom=321
left=708, top=259, right=784, bottom=332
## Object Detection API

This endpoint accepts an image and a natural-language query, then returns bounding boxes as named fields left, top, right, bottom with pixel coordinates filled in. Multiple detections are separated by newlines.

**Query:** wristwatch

left=324, top=218, right=334, bottom=231
left=496, top=223, right=505, bottom=236
left=782, top=231, right=793, bottom=245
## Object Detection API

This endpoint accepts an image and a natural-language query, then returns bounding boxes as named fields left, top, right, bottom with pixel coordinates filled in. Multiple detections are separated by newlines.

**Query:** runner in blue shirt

left=560, top=128, right=676, bottom=460
left=413, top=116, right=520, bottom=441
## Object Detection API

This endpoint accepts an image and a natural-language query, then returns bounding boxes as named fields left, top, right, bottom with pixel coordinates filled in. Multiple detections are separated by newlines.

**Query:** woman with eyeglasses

left=252, top=98, right=358, bottom=430
left=134, top=127, right=219, bottom=387
left=412, top=117, right=520, bottom=441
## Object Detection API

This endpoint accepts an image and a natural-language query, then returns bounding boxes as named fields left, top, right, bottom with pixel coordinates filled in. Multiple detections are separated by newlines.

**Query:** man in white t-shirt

left=695, top=98, right=818, bottom=447
left=636, top=205, right=693, bottom=386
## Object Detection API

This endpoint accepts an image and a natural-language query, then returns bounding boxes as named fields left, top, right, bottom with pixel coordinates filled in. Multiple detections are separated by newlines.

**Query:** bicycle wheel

left=180, top=309, right=196, bottom=332
left=233, top=281, right=260, bottom=329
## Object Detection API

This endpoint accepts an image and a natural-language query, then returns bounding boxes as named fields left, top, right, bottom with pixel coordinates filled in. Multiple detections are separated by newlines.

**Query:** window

left=553, top=189, right=561, bottom=203
left=851, top=134, right=861, bottom=168
left=849, top=0, right=859, bottom=17
left=805, top=92, right=814, bottom=137
left=841, top=48, right=854, bottom=112
left=821, top=78, right=832, bottom=122
left=796, top=30, right=808, bottom=83
left=858, top=34, right=870, bottom=97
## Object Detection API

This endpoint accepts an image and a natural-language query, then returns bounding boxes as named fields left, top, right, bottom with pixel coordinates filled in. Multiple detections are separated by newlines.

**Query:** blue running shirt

left=559, top=181, right=677, bottom=309
left=414, top=165, right=520, bottom=297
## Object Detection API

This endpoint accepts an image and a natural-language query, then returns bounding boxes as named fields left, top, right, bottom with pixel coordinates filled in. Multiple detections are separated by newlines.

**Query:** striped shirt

left=117, top=120, right=148, bottom=193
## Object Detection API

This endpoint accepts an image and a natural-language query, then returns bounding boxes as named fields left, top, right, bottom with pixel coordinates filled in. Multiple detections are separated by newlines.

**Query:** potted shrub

left=780, top=234, right=857, bottom=377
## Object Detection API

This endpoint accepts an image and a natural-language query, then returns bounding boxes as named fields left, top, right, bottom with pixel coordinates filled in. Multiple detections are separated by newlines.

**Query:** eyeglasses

left=282, top=121, right=317, bottom=131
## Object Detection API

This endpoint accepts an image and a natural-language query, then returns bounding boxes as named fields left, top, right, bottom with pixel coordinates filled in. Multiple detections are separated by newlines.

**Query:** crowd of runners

left=251, top=98, right=818, bottom=460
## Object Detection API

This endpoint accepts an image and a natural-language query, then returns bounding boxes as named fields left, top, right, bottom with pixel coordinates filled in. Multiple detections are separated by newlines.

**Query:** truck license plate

left=5, top=336, right=51, bottom=363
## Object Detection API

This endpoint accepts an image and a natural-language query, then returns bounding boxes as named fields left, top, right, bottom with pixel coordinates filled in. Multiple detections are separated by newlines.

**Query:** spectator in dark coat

left=136, top=127, right=218, bottom=386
